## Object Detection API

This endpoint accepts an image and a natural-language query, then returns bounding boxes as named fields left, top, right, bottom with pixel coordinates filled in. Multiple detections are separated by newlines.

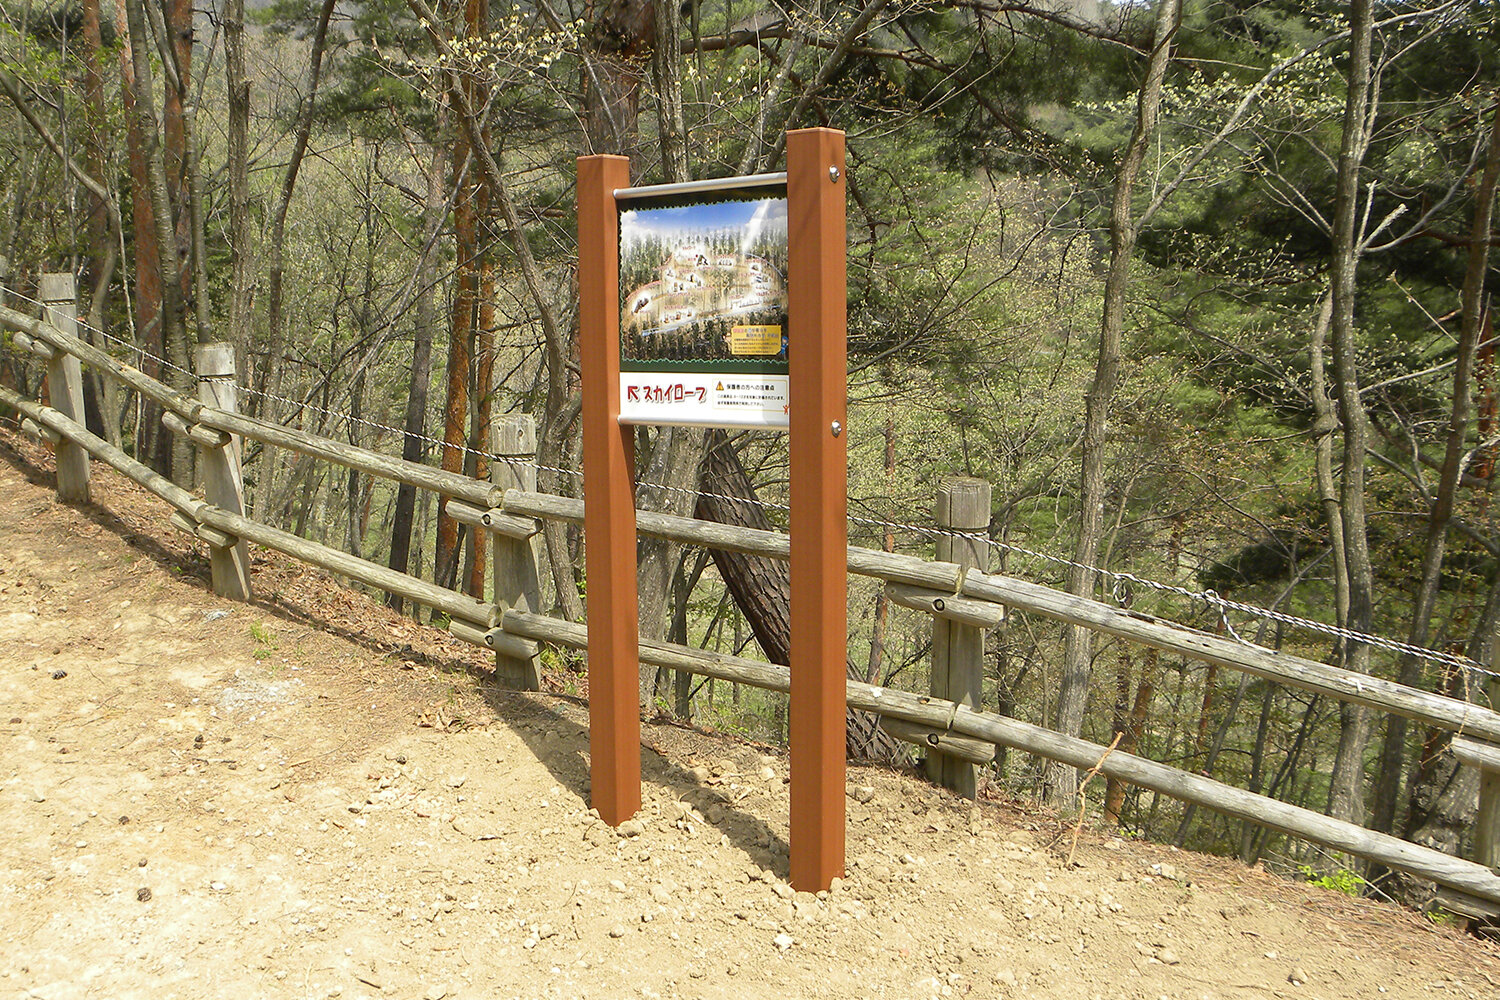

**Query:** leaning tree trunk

left=696, top=431, right=898, bottom=760
left=1046, top=0, right=1180, bottom=810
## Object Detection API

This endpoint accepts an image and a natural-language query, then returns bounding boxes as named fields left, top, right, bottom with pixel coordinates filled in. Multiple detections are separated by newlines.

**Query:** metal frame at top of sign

left=613, top=171, right=787, bottom=203
left=615, top=172, right=791, bottom=431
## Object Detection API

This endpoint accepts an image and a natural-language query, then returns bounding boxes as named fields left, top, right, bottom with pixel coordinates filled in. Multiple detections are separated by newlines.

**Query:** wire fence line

left=5, top=289, right=1496, bottom=684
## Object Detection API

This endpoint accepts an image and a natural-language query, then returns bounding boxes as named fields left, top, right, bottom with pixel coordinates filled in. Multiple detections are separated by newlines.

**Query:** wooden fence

left=5, top=283, right=1500, bottom=918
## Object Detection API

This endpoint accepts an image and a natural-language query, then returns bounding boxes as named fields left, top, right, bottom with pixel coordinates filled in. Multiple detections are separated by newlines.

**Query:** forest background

left=1, top=0, right=1497, bottom=909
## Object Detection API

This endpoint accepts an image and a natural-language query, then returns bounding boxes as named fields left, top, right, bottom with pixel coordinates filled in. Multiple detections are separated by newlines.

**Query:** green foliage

left=1297, top=864, right=1367, bottom=896
left=250, top=622, right=278, bottom=661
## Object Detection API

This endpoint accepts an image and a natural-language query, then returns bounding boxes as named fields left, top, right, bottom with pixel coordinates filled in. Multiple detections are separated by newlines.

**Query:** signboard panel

left=579, top=134, right=846, bottom=892
left=618, top=190, right=789, bottom=428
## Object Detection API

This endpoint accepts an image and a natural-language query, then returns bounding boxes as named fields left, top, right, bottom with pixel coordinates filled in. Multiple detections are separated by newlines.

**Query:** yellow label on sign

left=729, top=325, right=782, bottom=356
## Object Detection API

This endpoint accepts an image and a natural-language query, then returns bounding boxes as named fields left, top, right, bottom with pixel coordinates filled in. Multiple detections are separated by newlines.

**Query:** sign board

left=579, top=129, right=847, bottom=892
left=618, top=190, right=789, bottom=428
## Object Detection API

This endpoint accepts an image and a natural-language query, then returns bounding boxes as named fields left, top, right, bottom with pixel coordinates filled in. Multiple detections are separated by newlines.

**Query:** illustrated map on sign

left=619, top=195, right=789, bottom=373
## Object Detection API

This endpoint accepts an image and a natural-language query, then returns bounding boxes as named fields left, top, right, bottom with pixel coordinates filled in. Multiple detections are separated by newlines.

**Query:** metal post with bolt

left=578, top=153, right=642, bottom=827
left=786, top=127, right=848, bottom=892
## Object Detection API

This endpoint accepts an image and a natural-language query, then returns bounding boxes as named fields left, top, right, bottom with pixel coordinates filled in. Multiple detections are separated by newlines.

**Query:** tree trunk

left=466, top=252, right=495, bottom=598
left=1371, top=102, right=1500, bottom=837
left=1105, top=647, right=1156, bottom=826
left=258, top=0, right=337, bottom=409
left=1239, top=682, right=1277, bottom=862
left=346, top=373, right=366, bottom=560
left=582, top=0, right=653, bottom=156
left=1047, top=0, right=1180, bottom=809
left=636, top=425, right=705, bottom=706
left=124, top=0, right=191, bottom=485
left=115, top=0, right=164, bottom=471
left=696, top=431, right=895, bottom=760
left=404, top=0, right=577, bottom=621
left=436, top=137, right=476, bottom=592
left=1386, top=579, right=1499, bottom=904
left=1325, top=0, right=1377, bottom=825
left=630, top=0, right=707, bottom=704
left=865, top=411, right=896, bottom=685
left=388, top=141, right=445, bottom=612
left=225, top=0, right=252, bottom=345
left=80, top=0, right=119, bottom=446
left=435, top=0, right=483, bottom=591
left=462, top=0, right=494, bottom=601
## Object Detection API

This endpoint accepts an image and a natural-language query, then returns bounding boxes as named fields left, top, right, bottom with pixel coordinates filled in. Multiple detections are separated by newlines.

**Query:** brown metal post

left=786, top=128, right=847, bottom=892
left=578, top=154, right=641, bottom=826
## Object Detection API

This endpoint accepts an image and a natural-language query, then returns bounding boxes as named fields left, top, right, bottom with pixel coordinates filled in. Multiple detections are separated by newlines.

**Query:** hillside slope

left=1, top=429, right=1496, bottom=1000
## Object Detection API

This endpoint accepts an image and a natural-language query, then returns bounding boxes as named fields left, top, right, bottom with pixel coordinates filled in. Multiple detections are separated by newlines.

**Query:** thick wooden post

left=927, top=477, right=992, bottom=799
left=492, top=414, right=544, bottom=690
left=1472, top=631, right=1500, bottom=868
left=787, top=128, right=847, bottom=892
left=194, top=343, right=252, bottom=600
left=578, top=154, right=641, bottom=826
left=1470, top=752, right=1500, bottom=870
left=39, top=273, right=90, bottom=502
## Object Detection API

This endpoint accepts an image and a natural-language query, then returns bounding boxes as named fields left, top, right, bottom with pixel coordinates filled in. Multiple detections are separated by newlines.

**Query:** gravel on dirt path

left=2, top=430, right=1497, bottom=1000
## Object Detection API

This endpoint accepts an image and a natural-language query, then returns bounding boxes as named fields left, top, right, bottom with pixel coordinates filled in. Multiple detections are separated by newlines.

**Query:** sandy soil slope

left=1, top=429, right=1497, bottom=1000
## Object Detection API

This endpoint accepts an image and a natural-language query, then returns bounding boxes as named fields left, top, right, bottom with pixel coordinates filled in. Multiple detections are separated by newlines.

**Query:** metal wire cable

left=849, top=508, right=1499, bottom=682
left=7, top=290, right=1489, bottom=681
left=3, top=291, right=795, bottom=514
left=4, top=288, right=199, bottom=381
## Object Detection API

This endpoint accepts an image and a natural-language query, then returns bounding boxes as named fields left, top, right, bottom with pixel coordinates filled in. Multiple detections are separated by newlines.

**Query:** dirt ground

left=2, top=428, right=1498, bottom=1000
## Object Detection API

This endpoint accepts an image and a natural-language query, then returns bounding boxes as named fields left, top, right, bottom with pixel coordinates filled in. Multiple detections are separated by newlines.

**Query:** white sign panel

left=618, top=372, right=789, bottom=429
left=618, top=190, right=789, bottom=429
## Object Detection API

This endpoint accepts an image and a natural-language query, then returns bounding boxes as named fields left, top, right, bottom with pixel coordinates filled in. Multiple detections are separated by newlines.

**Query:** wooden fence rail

left=499, top=609, right=1500, bottom=911
left=5, top=295, right=1500, bottom=917
left=498, top=489, right=1500, bottom=745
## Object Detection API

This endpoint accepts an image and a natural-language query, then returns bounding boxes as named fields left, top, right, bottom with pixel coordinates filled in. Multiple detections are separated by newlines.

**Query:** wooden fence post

left=194, top=343, right=252, bottom=601
left=1457, top=737, right=1500, bottom=870
left=39, top=273, right=90, bottom=503
left=492, top=414, right=544, bottom=690
left=1469, top=630, right=1500, bottom=868
left=928, top=477, right=992, bottom=799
